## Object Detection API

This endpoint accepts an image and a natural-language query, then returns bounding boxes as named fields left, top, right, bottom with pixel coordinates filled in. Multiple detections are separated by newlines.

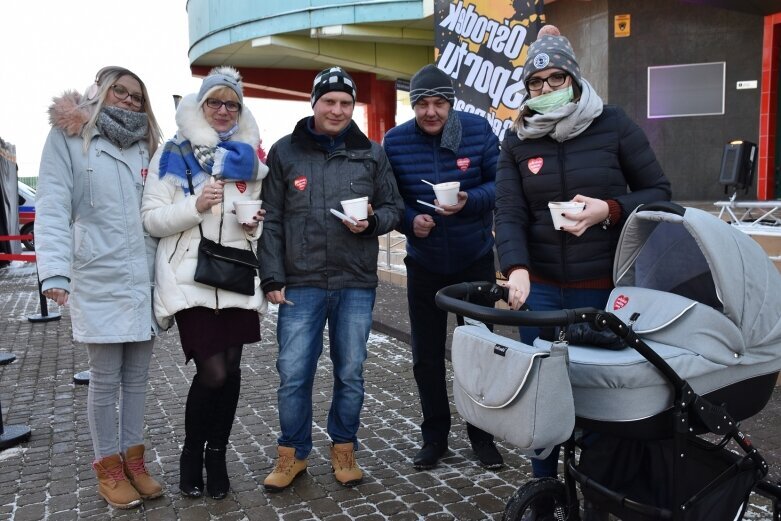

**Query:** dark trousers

left=405, top=251, right=496, bottom=446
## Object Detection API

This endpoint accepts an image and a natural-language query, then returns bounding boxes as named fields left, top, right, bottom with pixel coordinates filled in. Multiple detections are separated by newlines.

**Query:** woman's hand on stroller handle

left=505, top=269, right=530, bottom=310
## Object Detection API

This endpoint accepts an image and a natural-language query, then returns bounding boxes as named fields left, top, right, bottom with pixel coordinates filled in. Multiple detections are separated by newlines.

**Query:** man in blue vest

left=383, top=64, right=502, bottom=470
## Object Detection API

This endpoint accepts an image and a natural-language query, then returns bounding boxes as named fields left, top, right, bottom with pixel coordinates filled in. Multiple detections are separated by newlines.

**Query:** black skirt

left=174, top=306, right=261, bottom=363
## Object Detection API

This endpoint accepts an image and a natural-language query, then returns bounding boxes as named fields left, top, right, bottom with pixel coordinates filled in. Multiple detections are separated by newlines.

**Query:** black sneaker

left=472, top=440, right=504, bottom=469
left=412, top=442, right=447, bottom=469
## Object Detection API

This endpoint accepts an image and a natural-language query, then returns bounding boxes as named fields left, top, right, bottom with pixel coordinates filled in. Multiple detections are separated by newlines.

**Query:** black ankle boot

left=204, top=446, right=229, bottom=500
left=179, top=446, right=204, bottom=497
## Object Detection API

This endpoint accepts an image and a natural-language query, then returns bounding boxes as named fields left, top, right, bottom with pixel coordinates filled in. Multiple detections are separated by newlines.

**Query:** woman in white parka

left=141, top=66, right=268, bottom=500
left=36, top=66, right=164, bottom=509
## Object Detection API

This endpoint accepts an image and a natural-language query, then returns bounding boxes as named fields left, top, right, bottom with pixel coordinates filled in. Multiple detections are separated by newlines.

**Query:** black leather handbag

left=194, top=236, right=258, bottom=295
left=187, top=172, right=258, bottom=296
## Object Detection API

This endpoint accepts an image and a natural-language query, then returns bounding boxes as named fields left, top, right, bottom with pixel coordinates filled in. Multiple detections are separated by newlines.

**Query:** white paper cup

left=548, top=201, right=585, bottom=229
left=234, top=200, right=262, bottom=224
left=433, top=181, right=460, bottom=206
left=340, top=196, right=369, bottom=220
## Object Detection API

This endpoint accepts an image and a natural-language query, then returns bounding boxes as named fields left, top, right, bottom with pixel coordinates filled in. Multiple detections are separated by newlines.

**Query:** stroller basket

left=572, top=435, right=763, bottom=521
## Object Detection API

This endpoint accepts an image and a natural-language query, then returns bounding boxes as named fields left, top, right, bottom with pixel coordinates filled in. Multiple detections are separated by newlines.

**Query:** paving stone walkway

left=0, top=263, right=778, bottom=520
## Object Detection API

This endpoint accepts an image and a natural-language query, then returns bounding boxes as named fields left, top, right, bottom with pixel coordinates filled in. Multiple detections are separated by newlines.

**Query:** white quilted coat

left=141, top=94, right=269, bottom=330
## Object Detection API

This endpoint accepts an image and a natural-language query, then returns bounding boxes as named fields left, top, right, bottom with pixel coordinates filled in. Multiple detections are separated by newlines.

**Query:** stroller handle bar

left=435, top=281, right=604, bottom=328
left=436, top=282, right=688, bottom=392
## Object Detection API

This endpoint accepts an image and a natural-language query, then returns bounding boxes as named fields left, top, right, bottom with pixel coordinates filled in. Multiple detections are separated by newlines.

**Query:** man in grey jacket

left=259, top=66, right=403, bottom=492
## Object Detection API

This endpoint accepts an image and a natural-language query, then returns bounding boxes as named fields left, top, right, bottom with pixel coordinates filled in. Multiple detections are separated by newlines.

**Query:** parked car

left=18, top=181, right=35, bottom=251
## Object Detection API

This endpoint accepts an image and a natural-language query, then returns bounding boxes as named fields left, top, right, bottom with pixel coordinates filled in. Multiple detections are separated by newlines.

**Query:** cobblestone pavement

left=0, top=263, right=779, bottom=520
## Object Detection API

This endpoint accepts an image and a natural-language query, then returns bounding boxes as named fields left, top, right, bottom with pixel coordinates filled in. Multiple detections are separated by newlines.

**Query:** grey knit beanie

left=197, top=66, right=244, bottom=105
left=522, top=25, right=582, bottom=88
left=409, top=64, right=455, bottom=106
left=311, top=67, right=357, bottom=106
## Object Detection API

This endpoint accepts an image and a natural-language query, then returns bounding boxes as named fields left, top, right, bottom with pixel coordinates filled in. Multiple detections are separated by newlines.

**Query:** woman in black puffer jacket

left=495, top=25, right=671, bottom=480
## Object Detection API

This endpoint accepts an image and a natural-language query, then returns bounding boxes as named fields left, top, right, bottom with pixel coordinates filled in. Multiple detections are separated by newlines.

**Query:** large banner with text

left=434, top=0, right=545, bottom=141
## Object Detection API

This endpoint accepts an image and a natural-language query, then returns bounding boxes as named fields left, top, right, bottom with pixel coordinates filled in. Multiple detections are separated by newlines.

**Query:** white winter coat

left=141, top=94, right=268, bottom=330
left=36, top=92, right=157, bottom=343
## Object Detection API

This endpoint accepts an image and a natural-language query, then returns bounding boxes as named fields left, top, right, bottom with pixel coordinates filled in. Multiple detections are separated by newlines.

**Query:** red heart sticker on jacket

left=456, top=158, right=470, bottom=171
left=294, top=176, right=307, bottom=191
left=235, top=181, right=247, bottom=193
left=528, top=157, right=543, bottom=174
left=613, top=295, right=629, bottom=310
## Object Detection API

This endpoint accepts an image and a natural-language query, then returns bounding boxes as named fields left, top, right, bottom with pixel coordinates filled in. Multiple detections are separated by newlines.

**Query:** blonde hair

left=79, top=66, right=163, bottom=155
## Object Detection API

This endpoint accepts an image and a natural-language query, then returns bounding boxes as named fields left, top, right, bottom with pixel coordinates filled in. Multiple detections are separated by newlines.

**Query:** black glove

left=539, top=323, right=626, bottom=350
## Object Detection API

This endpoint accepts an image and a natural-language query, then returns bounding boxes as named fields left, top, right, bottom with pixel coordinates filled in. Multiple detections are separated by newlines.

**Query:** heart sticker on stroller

left=613, top=295, right=629, bottom=310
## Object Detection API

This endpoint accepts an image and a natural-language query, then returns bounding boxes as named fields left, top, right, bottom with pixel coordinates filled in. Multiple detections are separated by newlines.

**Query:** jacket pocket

left=348, top=161, right=375, bottom=197
left=73, top=224, right=94, bottom=269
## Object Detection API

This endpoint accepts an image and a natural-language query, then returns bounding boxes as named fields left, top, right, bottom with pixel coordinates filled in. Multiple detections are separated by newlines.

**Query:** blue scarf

left=158, top=138, right=257, bottom=194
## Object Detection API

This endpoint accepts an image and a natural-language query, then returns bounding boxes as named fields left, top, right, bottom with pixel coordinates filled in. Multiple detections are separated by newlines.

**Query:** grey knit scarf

left=97, top=106, right=148, bottom=149
left=513, top=79, right=604, bottom=142
left=440, top=108, right=462, bottom=153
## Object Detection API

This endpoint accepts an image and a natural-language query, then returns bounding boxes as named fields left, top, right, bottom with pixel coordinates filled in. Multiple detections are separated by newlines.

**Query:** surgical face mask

left=524, top=86, right=574, bottom=114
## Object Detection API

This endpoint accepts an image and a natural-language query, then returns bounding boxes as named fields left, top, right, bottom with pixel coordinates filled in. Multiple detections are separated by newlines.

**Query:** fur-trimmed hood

left=48, top=91, right=90, bottom=137
left=175, top=93, right=260, bottom=148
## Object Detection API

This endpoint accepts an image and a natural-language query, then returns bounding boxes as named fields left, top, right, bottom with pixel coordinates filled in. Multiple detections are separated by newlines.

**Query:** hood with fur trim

left=48, top=91, right=90, bottom=137
left=175, top=93, right=260, bottom=148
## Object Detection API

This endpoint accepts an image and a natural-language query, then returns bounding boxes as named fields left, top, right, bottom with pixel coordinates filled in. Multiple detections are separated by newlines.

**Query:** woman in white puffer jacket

left=141, top=66, right=268, bottom=500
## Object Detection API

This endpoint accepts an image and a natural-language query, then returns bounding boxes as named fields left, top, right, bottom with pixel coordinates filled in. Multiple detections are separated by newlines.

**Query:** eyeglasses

left=526, top=72, right=569, bottom=92
left=110, top=84, right=145, bottom=107
left=205, top=98, right=241, bottom=113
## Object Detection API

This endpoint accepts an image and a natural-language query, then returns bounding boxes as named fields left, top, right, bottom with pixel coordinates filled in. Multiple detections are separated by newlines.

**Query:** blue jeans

left=521, top=282, right=612, bottom=478
left=276, top=286, right=375, bottom=460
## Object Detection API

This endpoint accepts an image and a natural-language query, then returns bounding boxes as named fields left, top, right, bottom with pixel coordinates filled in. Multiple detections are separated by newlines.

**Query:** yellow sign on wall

left=614, top=14, right=631, bottom=38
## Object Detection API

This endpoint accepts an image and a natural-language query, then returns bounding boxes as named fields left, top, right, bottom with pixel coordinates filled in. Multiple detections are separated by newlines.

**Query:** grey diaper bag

left=451, top=324, right=575, bottom=457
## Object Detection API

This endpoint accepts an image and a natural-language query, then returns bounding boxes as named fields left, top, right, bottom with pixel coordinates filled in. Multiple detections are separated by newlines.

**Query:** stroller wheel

left=503, top=477, right=570, bottom=521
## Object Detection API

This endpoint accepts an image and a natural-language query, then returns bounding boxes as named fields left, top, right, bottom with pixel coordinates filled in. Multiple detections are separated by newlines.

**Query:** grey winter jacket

left=259, top=118, right=403, bottom=290
left=36, top=92, right=156, bottom=343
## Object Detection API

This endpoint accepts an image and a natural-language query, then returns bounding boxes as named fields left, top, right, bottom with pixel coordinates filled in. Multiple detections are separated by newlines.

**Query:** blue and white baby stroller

left=436, top=202, right=781, bottom=520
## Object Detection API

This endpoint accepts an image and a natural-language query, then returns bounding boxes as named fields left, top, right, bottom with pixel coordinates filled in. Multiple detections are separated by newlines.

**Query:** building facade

left=187, top=0, right=781, bottom=201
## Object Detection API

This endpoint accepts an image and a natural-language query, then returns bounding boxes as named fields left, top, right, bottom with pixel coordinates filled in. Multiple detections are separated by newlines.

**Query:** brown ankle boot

left=263, top=446, right=307, bottom=492
left=122, top=444, right=163, bottom=499
left=93, top=454, right=142, bottom=509
left=330, top=442, right=362, bottom=486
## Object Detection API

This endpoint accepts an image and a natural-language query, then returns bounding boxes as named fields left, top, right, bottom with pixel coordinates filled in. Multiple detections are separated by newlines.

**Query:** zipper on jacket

left=168, top=232, right=184, bottom=263
left=558, top=142, right=569, bottom=281
left=87, top=152, right=95, bottom=207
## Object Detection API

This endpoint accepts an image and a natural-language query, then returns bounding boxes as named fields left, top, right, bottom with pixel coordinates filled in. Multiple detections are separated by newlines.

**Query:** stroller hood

left=613, top=206, right=781, bottom=353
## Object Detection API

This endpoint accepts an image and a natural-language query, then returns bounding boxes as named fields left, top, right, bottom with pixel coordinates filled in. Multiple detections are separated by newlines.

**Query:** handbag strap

left=186, top=170, right=225, bottom=244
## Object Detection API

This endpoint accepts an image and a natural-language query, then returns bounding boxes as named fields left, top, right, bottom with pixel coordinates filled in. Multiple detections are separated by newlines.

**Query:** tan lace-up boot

left=122, top=444, right=163, bottom=499
left=263, top=446, right=307, bottom=492
left=330, top=442, right=363, bottom=486
left=93, top=454, right=143, bottom=509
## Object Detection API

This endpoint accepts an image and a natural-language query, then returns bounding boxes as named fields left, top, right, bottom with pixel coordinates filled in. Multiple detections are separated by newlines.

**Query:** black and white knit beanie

left=311, top=67, right=357, bottom=106
left=522, top=25, right=582, bottom=88
left=409, top=64, right=455, bottom=106
left=197, top=66, right=244, bottom=105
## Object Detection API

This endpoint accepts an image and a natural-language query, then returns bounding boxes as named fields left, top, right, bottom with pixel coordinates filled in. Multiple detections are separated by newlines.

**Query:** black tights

left=193, top=346, right=243, bottom=389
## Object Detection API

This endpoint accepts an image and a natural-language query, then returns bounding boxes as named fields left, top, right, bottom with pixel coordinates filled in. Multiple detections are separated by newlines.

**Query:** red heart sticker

left=528, top=157, right=543, bottom=174
left=293, top=175, right=307, bottom=191
left=235, top=181, right=247, bottom=193
left=613, top=295, right=629, bottom=310
left=456, top=158, right=470, bottom=171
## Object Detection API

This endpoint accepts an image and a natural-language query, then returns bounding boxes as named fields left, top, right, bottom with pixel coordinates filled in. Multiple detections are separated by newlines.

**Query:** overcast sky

left=0, top=1, right=322, bottom=178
